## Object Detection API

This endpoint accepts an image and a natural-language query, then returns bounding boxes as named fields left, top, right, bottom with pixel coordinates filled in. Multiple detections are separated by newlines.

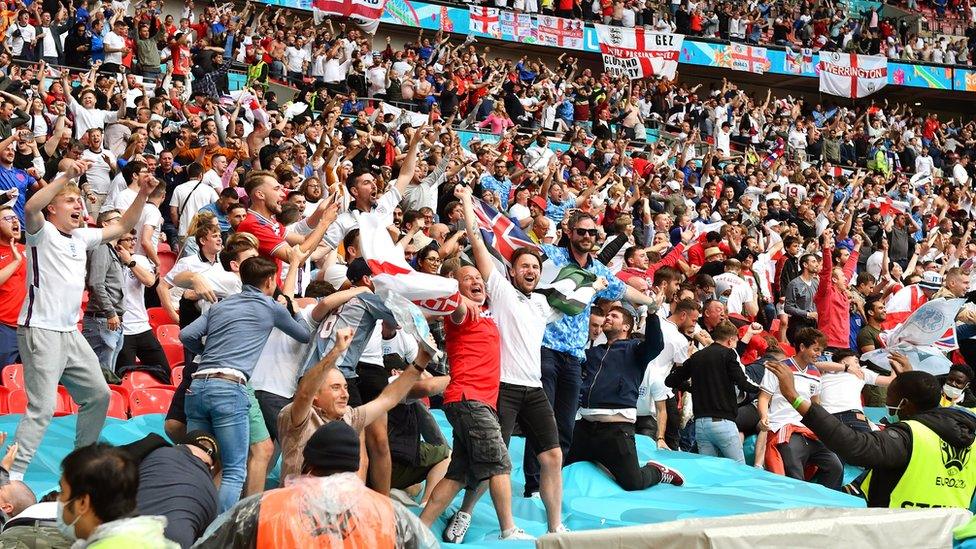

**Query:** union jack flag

left=934, top=326, right=958, bottom=352
left=471, top=198, right=542, bottom=267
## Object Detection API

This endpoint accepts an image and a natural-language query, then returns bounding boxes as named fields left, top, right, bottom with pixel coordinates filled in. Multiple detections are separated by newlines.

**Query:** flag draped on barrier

left=593, top=24, right=682, bottom=80
left=312, top=0, right=388, bottom=33
left=818, top=52, right=888, bottom=98
left=536, top=15, right=583, bottom=49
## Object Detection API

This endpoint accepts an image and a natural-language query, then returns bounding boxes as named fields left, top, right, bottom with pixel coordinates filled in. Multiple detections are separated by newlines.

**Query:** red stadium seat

left=107, top=387, right=129, bottom=419
left=157, top=241, right=172, bottom=254
left=171, top=365, right=184, bottom=387
left=157, top=251, right=177, bottom=279
left=129, top=387, right=175, bottom=416
left=121, top=371, right=169, bottom=392
left=156, top=324, right=181, bottom=345
left=0, top=386, right=10, bottom=413
left=7, top=389, right=26, bottom=414
left=147, top=308, right=172, bottom=334
left=162, top=343, right=185, bottom=371
left=57, top=386, right=78, bottom=414
left=2, top=364, right=24, bottom=389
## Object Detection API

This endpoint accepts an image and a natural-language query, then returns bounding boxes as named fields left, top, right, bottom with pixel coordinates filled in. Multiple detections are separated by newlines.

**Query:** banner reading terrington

left=594, top=24, right=683, bottom=80
left=818, top=51, right=888, bottom=98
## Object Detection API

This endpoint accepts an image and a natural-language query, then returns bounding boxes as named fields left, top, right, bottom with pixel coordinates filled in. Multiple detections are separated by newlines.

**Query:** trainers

left=647, top=460, right=685, bottom=486
left=553, top=524, right=571, bottom=534
left=499, top=527, right=535, bottom=541
left=443, top=511, right=472, bottom=544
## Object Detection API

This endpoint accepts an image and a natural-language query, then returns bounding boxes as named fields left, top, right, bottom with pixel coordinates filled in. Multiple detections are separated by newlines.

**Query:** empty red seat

left=2, top=364, right=23, bottom=389
left=57, top=386, right=78, bottom=415
left=0, top=386, right=10, bottom=413
left=129, top=387, right=175, bottom=416
left=171, top=365, right=184, bottom=387
left=162, top=343, right=185, bottom=371
left=156, top=324, right=181, bottom=345
left=7, top=389, right=26, bottom=413
left=107, top=387, right=129, bottom=419
left=157, top=241, right=172, bottom=254
left=147, top=308, right=172, bottom=334
left=121, top=371, right=169, bottom=392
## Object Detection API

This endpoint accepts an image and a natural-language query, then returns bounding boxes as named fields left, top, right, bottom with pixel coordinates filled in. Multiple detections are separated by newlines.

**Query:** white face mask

left=944, top=384, right=966, bottom=402
left=55, top=499, right=80, bottom=541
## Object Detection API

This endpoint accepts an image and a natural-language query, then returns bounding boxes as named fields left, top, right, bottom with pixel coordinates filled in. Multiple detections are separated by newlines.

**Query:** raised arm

left=394, top=123, right=427, bottom=196
left=456, top=184, right=493, bottom=280
left=102, top=171, right=157, bottom=243
left=290, top=328, right=352, bottom=428
left=24, top=159, right=90, bottom=234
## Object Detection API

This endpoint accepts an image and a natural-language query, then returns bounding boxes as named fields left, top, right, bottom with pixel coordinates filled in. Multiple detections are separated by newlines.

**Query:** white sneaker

left=499, top=527, right=535, bottom=541
left=553, top=524, right=570, bottom=534
left=443, top=511, right=472, bottom=544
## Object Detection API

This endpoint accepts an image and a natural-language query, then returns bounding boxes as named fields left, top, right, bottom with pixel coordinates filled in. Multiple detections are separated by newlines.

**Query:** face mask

left=886, top=398, right=906, bottom=423
left=56, top=499, right=80, bottom=541
left=944, top=384, right=966, bottom=402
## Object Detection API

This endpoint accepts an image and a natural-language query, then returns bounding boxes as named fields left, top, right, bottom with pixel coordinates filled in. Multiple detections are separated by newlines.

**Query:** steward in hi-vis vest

left=763, top=360, right=976, bottom=509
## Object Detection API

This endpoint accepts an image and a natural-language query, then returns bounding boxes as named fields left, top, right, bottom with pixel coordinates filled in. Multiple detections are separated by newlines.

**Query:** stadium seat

left=157, top=251, right=177, bottom=279
left=171, top=365, right=184, bottom=387
left=156, top=324, right=181, bottom=345
left=107, top=387, right=129, bottom=419
left=157, top=241, right=172, bottom=254
left=0, top=386, right=9, bottom=413
left=57, top=386, right=78, bottom=414
left=121, top=371, right=169, bottom=392
left=162, top=342, right=185, bottom=370
left=2, top=364, right=24, bottom=389
left=147, top=308, right=171, bottom=333
left=129, top=387, right=175, bottom=416
left=7, top=389, right=26, bottom=414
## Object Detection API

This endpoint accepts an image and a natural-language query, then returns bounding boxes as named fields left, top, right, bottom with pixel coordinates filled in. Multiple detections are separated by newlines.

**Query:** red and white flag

left=358, top=210, right=460, bottom=316
left=883, top=284, right=928, bottom=330
left=537, top=15, right=583, bottom=49
left=313, top=0, right=387, bottom=33
left=818, top=52, right=888, bottom=99
left=876, top=197, right=910, bottom=218
left=499, top=10, right=536, bottom=42
left=594, top=24, right=682, bottom=80
left=469, top=6, right=501, bottom=37
left=729, top=44, right=770, bottom=74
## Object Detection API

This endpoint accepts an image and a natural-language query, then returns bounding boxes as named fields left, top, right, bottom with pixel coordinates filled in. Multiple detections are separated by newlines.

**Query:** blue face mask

left=55, top=499, right=80, bottom=541
left=886, top=398, right=906, bottom=423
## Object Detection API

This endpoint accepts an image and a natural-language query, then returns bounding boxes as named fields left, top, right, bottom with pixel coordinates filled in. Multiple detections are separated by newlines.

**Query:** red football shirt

left=236, top=211, right=286, bottom=283
left=442, top=307, right=501, bottom=408
left=0, top=242, right=27, bottom=327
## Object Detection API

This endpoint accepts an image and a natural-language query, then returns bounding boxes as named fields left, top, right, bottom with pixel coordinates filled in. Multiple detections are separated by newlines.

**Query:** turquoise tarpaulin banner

left=0, top=411, right=861, bottom=548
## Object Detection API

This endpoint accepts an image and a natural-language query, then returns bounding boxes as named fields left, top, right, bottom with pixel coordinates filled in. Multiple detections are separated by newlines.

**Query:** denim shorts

left=443, top=400, right=512, bottom=489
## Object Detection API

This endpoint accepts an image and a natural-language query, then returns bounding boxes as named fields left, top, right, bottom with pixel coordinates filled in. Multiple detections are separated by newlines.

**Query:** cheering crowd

left=0, top=0, right=971, bottom=546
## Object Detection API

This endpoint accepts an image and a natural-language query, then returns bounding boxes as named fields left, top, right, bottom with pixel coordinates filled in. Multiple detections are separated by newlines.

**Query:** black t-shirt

left=136, top=445, right=218, bottom=549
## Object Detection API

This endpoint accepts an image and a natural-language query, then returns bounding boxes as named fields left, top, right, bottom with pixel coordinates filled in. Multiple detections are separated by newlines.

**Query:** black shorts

left=443, top=400, right=512, bottom=489
left=356, top=362, right=388, bottom=404
left=497, top=383, right=560, bottom=454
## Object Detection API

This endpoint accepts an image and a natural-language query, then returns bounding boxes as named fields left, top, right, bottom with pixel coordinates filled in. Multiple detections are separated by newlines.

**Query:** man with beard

left=323, top=124, right=426, bottom=252
left=419, top=259, right=534, bottom=541
left=436, top=186, right=600, bottom=542
left=0, top=204, right=25, bottom=365
left=523, top=211, right=662, bottom=497
left=236, top=170, right=339, bottom=285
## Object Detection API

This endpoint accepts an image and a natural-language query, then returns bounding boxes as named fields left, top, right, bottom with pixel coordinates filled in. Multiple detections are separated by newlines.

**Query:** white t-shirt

left=486, top=269, right=558, bottom=387
left=201, top=169, right=223, bottom=191
left=41, top=27, right=57, bottom=58
left=20, top=222, right=103, bottom=331
left=121, top=254, right=154, bottom=335
left=139, top=203, right=163, bottom=257
left=81, top=149, right=116, bottom=194
left=68, top=97, right=119, bottom=138
left=818, top=369, right=880, bottom=414
left=636, top=370, right=670, bottom=417
left=760, top=361, right=822, bottom=432
left=104, top=31, right=126, bottom=65
left=643, top=318, right=689, bottom=402
left=285, top=46, right=310, bottom=73
left=170, top=180, right=218, bottom=235
left=251, top=306, right=316, bottom=398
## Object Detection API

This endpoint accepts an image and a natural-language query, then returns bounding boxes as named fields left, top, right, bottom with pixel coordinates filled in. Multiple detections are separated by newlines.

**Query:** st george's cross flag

left=469, top=6, right=501, bottom=37
left=818, top=52, right=888, bottom=98
left=536, top=15, right=584, bottom=49
left=594, top=24, right=682, bottom=80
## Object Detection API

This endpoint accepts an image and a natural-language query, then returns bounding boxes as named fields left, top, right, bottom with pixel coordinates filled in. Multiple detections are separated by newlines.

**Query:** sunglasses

left=574, top=228, right=598, bottom=237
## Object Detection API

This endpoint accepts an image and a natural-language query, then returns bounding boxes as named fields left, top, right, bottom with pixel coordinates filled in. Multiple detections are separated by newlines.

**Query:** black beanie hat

left=302, top=421, right=361, bottom=473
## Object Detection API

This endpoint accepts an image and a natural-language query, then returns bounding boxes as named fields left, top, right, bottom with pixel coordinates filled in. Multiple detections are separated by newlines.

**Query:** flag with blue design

left=470, top=198, right=600, bottom=316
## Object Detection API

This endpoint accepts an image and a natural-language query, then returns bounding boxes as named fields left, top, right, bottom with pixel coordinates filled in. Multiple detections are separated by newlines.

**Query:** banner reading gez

left=594, top=24, right=683, bottom=80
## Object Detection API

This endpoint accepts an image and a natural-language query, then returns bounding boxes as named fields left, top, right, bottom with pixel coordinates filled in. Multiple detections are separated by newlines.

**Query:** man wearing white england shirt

left=80, top=128, right=117, bottom=215
left=637, top=298, right=698, bottom=449
left=115, top=228, right=168, bottom=373
left=442, top=185, right=583, bottom=542
left=817, top=349, right=894, bottom=434
left=11, top=159, right=156, bottom=480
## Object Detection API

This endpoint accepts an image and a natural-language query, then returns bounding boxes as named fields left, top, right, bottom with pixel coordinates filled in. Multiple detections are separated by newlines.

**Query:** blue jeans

left=185, top=378, right=250, bottom=512
left=81, top=316, right=123, bottom=372
left=695, top=417, right=745, bottom=464
left=0, top=323, right=19, bottom=366
left=523, top=347, right=581, bottom=495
